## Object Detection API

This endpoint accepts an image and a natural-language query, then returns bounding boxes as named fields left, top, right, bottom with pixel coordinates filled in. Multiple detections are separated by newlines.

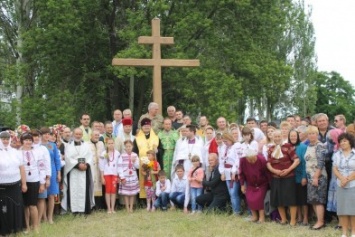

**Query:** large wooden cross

left=112, top=18, right=200, bottom=109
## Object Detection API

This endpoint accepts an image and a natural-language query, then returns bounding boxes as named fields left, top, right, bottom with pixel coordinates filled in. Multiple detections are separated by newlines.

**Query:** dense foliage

left=0, top=0, right=353, bottom=128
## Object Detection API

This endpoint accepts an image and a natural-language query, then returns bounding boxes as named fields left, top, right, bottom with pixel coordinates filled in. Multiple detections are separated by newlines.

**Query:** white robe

left=87, top=140, right=105, bottom=197
left=172, top=136, right=205, bottom=177
left=61, top=141, right=94, bottom=213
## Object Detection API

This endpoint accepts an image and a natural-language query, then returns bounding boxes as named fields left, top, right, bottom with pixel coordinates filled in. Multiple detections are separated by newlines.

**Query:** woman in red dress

left=239, top=149, right=269, bottom=223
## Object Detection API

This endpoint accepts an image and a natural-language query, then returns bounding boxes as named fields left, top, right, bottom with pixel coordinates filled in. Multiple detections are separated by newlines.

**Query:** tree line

left=0, top=0, right=354, bottom=128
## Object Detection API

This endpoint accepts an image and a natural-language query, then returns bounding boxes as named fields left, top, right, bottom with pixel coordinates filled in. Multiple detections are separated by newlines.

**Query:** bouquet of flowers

left=16, top=124, right=30, bottom=136
left=52, top=124, right=66, bottom=135
left=141, top=156, right=153, bottom=171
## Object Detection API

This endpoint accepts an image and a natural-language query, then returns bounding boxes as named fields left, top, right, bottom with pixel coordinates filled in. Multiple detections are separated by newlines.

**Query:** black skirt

left=270, top=176, right=297, bottom=207
left=0, top=181, right=25, bottom=235
left=295, top=183, right=307, bottom=206
left=23, top=182, right=40, bottom=206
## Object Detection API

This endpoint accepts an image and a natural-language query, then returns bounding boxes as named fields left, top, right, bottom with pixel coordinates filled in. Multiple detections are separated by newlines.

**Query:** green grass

left=19, top=209, right=343, bottom=237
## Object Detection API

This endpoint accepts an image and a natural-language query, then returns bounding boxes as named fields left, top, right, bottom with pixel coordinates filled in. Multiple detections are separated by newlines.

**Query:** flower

left=52, top=124, right=66, bottom=135
left=16, top=125, right=30, bottom=136
left=141, top=156, right=153, bottom=170
left=140, top=156, right=150, bottom=165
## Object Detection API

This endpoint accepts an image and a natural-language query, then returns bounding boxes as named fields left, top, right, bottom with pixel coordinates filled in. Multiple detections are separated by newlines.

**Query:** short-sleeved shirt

left=333, top=149, right=355, bottom=188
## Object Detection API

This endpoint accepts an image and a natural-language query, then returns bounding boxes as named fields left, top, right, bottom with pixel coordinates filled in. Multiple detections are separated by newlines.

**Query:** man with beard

left=59, top=127, right=72, bottom=155
left=61, top=128, right=94, bottom=214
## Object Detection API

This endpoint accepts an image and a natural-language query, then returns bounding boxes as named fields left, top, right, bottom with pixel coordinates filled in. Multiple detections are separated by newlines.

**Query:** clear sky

left=304, top=0, right=355, bottom=86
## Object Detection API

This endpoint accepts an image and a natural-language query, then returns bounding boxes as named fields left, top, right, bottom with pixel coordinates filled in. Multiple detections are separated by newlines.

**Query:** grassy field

left=19, top=208, right=343, bottom=237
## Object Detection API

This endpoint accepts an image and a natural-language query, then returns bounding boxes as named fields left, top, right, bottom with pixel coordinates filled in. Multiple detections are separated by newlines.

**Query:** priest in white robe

left=172, top=125, right=205, bottom=177
left=61, top=128, right=95, bottom=214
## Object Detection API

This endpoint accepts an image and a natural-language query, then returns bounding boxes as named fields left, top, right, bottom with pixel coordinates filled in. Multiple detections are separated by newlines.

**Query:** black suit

left=196, top=166, right=229, bottom=212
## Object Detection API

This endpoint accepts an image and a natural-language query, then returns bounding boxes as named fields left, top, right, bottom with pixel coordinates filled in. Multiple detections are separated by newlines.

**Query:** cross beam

left=112, top=18, right=200, bottom=109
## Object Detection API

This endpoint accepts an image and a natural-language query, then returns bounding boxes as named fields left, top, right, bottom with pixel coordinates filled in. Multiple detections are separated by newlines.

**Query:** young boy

left=154, top=170, right=171, bottom=211
left=169, top=164, right=189, bottom=213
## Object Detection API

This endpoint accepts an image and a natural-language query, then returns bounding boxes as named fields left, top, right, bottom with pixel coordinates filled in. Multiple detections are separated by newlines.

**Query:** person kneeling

left=196, top=153, right=229, bottom=213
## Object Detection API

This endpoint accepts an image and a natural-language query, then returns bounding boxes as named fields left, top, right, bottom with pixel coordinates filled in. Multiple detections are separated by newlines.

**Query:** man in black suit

left=196, top=153, right=229, bottom=212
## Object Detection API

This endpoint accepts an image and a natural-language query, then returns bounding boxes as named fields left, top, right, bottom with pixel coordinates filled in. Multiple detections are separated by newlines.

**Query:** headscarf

left=0, top=131, right=12, bottom=150
left=272, top=144, right=284, bottom=159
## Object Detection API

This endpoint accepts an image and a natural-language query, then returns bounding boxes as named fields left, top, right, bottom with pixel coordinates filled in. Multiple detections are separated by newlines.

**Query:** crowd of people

left=1, top=102, right=355, bottom=237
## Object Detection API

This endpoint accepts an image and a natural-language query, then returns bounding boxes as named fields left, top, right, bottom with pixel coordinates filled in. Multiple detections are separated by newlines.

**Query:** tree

left=314, top=71, right=355, bottom=121
left=0, top=0, right=328, bottom=128
left=276, top=0, right=318, bottom=118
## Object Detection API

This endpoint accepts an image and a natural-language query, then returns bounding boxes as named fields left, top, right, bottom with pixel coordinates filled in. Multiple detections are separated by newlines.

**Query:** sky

left=304, top=0, right=355, bottom=86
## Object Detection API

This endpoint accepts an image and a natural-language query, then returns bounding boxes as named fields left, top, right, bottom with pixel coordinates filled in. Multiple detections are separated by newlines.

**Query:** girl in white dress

left=118, top=140, right=140, bottom=212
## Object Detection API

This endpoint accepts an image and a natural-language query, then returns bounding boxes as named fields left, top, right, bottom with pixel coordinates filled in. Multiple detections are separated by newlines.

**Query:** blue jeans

left=154, top=192, right=170, bottom=210
left=169, top=192, right=185, bottom=208
left=190, top=187, right=203, bottom=211
left=226, top=180, right=241, bottom=214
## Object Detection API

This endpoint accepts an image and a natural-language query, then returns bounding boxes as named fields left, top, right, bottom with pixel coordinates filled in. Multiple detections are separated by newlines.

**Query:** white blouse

left=0, top=148, right=22, bottom=184
left=18, top=148, right=46, bottom=184
left=218, top=143, right=239, bottom=179
left=99, top=149, right=124, bottom=177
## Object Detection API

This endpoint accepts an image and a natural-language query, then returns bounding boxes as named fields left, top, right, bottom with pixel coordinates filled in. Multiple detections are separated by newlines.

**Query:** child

left=141, top=150, right=160, bottom=211
left=188, top=155, right=204, bottom=214
left=118, top=140, right=140, bottom=213
left=169, top=164, right=189, bottom=213
left=99, top=138, right=124, bottom=213
left=154, top=170, right=171, bottom=211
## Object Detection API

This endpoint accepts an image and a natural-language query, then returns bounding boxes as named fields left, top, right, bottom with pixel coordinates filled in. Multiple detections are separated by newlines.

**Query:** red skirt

left=246, top=185, right=268, bottom=211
